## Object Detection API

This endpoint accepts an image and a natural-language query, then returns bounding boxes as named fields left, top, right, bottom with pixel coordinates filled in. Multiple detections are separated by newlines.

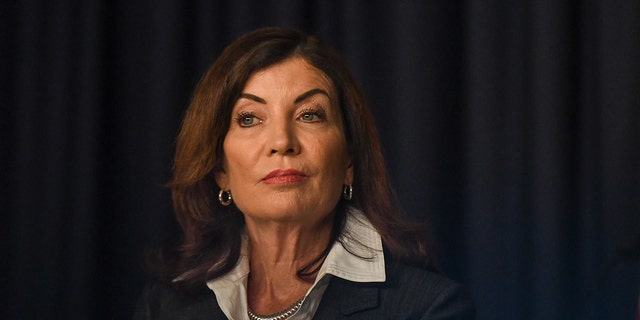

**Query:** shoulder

left=132, top=281, right=227, bottom=320
left=382, top=263, right=475, bottom=319
left=320, top=263, right=475, bottom=319
left=384, top=262, right=462, bottom=296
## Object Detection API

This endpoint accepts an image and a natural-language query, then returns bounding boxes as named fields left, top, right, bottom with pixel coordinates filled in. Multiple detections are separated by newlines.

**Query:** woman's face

left=216, top=57, right=352, bottom=226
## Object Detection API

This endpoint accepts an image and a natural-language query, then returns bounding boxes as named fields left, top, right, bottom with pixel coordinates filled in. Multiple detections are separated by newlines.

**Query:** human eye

left=233, top=111, right=261, bottom=127
left=298, top=107, right=325, bottom=123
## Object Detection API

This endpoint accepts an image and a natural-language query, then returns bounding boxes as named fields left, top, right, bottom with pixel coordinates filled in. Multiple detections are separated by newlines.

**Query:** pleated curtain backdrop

left=2, top=1, right=638, bottom=319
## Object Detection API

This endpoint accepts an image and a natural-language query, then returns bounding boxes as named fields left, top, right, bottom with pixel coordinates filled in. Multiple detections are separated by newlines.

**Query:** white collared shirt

left=206, top=208, right=386, bottom=320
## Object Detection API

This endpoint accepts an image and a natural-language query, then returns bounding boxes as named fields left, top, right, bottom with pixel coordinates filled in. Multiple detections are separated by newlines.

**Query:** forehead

left=242, top=57, right=335, bottom=98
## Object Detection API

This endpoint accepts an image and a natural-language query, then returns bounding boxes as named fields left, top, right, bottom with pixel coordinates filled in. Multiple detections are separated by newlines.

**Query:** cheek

left=315, top=137, right=350, bottom=178
left=222, top=137, right=255, bottom=186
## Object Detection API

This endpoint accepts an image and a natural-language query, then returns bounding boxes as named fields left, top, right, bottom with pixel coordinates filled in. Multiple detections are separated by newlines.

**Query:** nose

left=268, top=119, right=300, bottom=155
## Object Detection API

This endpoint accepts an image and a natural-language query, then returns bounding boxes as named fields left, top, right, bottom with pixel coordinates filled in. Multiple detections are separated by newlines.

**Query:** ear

left=215, top=170, right=229, bottom=190
left=343, top=161, right=354, bottom=186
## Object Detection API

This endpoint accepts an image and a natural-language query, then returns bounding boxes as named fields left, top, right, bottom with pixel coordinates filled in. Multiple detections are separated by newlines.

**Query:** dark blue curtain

left=2, top=1, right=639, bottom=319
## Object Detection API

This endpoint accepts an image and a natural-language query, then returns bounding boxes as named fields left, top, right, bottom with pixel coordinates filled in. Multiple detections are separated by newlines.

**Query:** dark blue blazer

left=133, top=262, right=474, bottom=319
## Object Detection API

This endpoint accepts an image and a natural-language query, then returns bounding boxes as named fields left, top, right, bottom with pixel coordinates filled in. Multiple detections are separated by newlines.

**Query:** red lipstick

left=262, top=169, right=306, bottom=184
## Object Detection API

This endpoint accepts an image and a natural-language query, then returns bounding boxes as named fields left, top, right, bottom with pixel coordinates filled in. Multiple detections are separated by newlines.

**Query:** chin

left=243, top=205, right=333, bottom=225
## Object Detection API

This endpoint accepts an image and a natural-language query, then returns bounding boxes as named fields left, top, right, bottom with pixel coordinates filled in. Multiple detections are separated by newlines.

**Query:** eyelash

left=298, top=107, right=326, bottom=122
left=233, top=111, right=260, bottom=127
left=232, top=107, right=326, bottom=127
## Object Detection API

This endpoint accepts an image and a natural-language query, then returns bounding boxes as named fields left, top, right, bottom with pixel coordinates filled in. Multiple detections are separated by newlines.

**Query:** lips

left=262, top=169, right=307, bottom=184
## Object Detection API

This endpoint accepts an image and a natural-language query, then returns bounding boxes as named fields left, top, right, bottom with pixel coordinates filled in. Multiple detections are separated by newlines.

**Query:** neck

left=245, top=214, right=334, bottom=314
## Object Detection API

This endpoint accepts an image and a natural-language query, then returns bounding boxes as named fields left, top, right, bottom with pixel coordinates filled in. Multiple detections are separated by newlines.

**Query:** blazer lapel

left=313, top=277, right=380, bottom=318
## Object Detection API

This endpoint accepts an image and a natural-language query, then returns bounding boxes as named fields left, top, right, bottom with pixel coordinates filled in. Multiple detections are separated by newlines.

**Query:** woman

left=134, top=27, right=474, bottom=319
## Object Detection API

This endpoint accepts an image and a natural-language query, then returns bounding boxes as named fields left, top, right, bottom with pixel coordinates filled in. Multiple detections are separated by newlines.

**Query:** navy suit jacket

left=133, top=262, right=474, bottom=319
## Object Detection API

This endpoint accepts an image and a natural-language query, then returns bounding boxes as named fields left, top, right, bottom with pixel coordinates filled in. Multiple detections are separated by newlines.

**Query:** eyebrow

left=238, top=88, right=331, bottom=105
left=238, top=93, right=266, bottom=104
left=294, top=88, right=331, bottom=103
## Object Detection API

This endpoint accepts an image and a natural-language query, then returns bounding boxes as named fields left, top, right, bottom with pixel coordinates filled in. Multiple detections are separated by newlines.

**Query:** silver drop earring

left=342, top=185, right=353, bottom=200
left=218, top=189, right=233, bottom=206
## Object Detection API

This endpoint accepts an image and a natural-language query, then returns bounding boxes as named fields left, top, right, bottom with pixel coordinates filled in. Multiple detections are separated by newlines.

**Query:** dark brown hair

left=165, top=27, right=436, bottom=289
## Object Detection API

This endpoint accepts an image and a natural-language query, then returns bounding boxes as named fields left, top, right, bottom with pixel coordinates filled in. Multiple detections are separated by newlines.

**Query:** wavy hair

left=163, top=27, right=436, bottom=289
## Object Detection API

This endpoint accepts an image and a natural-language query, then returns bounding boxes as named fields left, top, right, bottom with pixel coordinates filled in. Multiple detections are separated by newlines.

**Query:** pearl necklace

left=247, top=296, right=305, bottom=320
